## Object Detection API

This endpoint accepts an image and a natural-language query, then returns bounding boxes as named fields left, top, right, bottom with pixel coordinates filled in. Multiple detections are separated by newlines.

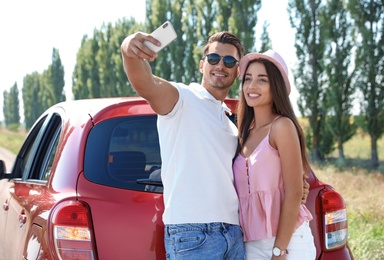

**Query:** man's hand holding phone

left=121, top=21, right=177, bottom=62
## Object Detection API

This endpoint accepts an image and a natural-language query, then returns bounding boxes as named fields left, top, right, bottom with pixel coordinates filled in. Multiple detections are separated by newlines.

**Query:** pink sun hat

left=239, top=50, right=291, bottom=95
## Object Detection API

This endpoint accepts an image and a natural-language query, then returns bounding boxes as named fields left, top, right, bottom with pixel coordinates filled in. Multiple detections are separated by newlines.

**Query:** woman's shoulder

left=272, top=115, right=295, bottom=129
left=270, top=116, right=297, bottom=141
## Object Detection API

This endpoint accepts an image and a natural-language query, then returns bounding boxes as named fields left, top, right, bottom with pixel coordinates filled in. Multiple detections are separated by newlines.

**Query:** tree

left=229, top=0, right=261, bottom=54
left=259, top=21, right=273, bottom=52
left=22, top=72, right=44, bottom=129
left=96, top=24, right=115, bottom=97
left=72, top=36, right=92, bottom=99
left=322, top=0, right=357, bottom=162
left=2, top=83, right=20, bottom=130
left=348, top=0, right=384, bottom=168
left=288, top=0, right=328, bottom=162
left=219, top=0, right=262, bottom=97
left=40, top=69, right=55, bottom=111
left=181, top=0, right=200, bottom=84
left=50, top=48, right=66, bottom=103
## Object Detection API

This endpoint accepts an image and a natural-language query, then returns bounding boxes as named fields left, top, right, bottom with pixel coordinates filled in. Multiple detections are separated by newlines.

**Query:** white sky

left=0, top=0, right=299, bottom=121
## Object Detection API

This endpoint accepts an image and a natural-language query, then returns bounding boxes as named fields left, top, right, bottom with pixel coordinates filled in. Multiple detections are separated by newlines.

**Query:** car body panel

left=77, top=172, right=165, bottom=259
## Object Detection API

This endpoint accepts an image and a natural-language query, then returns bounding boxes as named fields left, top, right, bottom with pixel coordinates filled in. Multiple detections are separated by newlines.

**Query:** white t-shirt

left=158, top=82, right=239, bottom=225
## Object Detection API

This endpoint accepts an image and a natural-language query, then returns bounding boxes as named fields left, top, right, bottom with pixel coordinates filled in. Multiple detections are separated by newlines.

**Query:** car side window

left=12, top=113, right=62, bottom=182
left=12, top=116, right=47, bottom=179
left=30, top=113, right=62, bottom=181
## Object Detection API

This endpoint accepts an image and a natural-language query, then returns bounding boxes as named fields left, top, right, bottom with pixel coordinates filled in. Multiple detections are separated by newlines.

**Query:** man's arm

left=120, top=32, right=179, bottom=115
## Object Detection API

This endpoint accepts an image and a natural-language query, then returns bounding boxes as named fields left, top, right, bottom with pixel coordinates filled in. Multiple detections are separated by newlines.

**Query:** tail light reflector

left=320, top=188, right=348, bottom=250
left=50, top=201, right=97, bottom=260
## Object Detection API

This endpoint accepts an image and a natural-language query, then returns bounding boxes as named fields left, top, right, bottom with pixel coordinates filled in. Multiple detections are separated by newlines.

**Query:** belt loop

left=166, top=225, right=170, bottom=235
left=221, top=222, right=227, bottom=231
left=207, top=223, right=211, bottom=234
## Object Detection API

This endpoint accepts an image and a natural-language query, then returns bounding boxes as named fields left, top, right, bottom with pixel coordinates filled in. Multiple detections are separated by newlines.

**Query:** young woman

left=233, top=50, right=316, bottom=259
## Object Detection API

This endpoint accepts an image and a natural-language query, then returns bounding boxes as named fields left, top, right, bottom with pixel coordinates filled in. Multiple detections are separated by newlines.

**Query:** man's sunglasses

left=204, top=53, right=239, bottom=68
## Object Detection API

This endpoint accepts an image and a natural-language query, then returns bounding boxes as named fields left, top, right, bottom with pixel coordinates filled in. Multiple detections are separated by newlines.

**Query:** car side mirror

left=0, top=160, right=11, bottom=179
left=0, top=160, right=6, bottom=178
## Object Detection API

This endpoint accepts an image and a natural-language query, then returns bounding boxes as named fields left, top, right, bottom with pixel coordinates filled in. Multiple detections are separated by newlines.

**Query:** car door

left=1, top=112, right=62, bottom=260
left=0, top=178, right=13, bottom=254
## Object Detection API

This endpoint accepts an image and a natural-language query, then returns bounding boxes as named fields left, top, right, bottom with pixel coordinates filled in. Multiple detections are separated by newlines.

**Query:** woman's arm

left=270, top=117, right=303, bottom=258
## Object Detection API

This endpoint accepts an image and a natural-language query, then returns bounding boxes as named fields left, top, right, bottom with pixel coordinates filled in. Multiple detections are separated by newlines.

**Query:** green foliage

left=353, top=115, right=367, bottom=131
left=72, top=18, right=144, bottom=99
left=228, top=0, right=261, bottom=54
left=259, top=21, right=272, bottom=52
left=316, top=118, right=335, bottom=158
left=2, top=82, right=20, bottom=129
left=22, top=72, right=44, bottom=129
left=50, top=48, right=66, bottom=103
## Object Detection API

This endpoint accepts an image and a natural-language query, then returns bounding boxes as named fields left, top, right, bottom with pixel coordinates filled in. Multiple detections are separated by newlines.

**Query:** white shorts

left=245, top=221, right=316, bottom=259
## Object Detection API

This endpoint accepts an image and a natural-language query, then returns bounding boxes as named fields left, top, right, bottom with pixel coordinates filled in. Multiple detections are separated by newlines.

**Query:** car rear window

left=84, top=115, right=162, bottom=192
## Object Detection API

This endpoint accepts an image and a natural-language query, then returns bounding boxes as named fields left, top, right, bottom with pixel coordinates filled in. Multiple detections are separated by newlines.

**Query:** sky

left=0, top=0, right=298, bottom=121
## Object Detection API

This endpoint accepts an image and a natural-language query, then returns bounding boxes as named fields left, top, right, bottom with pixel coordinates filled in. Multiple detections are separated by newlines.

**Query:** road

left=0, top=147, right=16, bottom=172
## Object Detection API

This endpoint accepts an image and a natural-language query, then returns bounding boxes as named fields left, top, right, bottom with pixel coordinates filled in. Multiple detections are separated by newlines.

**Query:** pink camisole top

left=232, top=116, right=313, bottom=242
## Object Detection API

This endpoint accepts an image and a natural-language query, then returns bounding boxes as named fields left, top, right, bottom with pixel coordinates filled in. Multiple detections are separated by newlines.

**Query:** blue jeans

left=164, top=223, right=245, bottom=260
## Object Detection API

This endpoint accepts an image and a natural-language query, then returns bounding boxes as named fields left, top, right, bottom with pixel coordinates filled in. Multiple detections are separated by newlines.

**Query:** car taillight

left=50, top=201, right=97, bottom=260
left=320, top=188, right=348, bottom=250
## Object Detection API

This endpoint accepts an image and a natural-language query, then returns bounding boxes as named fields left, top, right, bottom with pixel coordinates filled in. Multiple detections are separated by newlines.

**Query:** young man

left=121, top=31, right=245, bottom=259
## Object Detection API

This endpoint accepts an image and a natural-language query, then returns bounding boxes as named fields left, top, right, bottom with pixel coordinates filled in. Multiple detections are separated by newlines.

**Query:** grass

left=0, top=127, right=27, bottom=154
left=0, top=125, right=383, bottom=259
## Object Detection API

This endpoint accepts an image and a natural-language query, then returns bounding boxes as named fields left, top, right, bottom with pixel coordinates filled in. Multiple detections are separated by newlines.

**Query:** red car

left=0, top=97, right=353, bottom=259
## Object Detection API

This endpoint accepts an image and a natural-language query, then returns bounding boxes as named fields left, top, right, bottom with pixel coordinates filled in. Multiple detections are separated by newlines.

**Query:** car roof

left=42, top=97, right=153, bottom=127
left=51, top=97, right=238, bottom=124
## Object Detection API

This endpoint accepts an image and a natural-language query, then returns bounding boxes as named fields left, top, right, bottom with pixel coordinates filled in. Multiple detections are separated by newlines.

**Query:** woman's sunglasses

left=204, top=53, right=239, bottom=68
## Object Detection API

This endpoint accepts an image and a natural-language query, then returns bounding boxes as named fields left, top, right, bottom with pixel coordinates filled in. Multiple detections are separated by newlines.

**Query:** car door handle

left=2, top=201, right=9, bottom=211
left=19, top=213, right=27, bottom=227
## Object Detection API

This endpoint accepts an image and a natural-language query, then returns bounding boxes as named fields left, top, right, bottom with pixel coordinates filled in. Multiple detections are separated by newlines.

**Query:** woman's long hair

left=236, top=59, right=311, bottom=176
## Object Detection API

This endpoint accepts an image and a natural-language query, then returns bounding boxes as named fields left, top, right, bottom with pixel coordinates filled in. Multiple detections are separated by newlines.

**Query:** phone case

left=144, top=21, right=177, bottom=53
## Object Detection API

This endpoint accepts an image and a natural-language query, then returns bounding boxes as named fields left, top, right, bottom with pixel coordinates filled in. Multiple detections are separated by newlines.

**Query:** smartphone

left=144, top=21, right=177, bottom=53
